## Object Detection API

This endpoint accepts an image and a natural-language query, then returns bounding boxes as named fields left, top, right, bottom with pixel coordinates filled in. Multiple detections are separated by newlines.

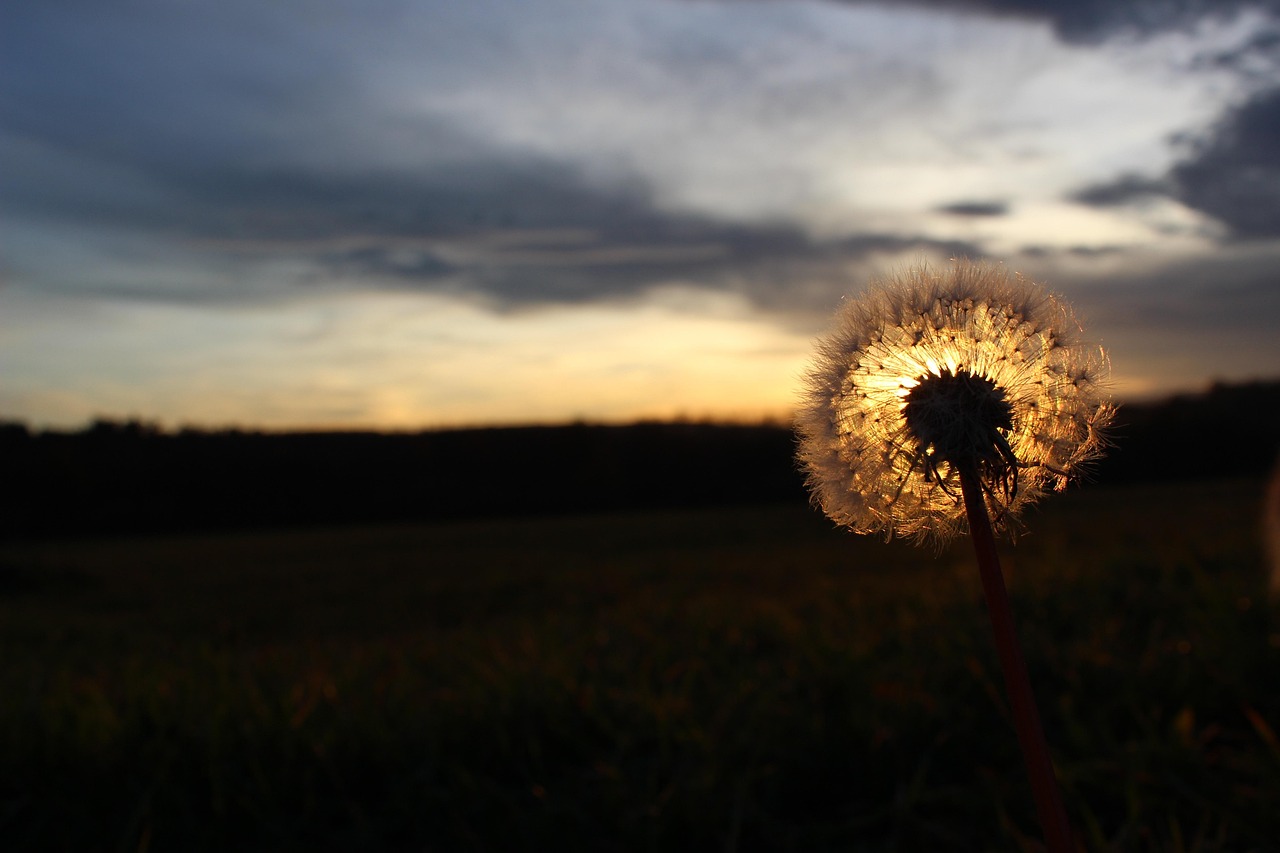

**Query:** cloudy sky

left=3, top=0, right=1279, bottom=430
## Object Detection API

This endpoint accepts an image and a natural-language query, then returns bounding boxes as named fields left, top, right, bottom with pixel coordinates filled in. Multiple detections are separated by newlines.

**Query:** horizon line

left=5, top=375, right=1278, bottom=437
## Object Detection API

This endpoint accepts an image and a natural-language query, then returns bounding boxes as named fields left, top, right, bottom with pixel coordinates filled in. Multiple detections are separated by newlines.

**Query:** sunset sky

left=4, top=0, right=1279, bottom=430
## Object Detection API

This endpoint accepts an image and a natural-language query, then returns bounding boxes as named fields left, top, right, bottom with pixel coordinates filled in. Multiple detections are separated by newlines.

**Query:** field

left=2, top=478, right=1278, bottom=852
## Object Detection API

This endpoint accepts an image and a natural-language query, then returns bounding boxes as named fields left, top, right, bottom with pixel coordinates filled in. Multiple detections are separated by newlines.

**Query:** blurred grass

left=1, top=478, right=1277, bottom=852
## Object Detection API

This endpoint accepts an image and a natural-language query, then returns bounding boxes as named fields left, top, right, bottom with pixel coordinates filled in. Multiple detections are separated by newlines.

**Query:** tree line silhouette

left=2, top=379, right=1277, bottom=540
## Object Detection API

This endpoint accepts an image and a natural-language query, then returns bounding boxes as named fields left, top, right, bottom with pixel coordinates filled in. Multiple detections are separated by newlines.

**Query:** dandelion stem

left=958, top=465, right=1074, bottom=853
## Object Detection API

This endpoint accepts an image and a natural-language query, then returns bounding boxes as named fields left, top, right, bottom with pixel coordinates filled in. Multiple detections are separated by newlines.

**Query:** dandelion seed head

left=796, top=260, right=1114, bottom=544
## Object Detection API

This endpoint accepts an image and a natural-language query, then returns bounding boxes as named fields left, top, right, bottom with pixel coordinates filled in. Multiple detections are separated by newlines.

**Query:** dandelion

left=797, top=259, right=1112, bottom=544
left=796, top=259, right=1114, bottom=853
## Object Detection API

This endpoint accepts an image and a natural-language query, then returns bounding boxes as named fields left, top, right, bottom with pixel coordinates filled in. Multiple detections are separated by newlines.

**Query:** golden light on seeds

left=796, top=260, right=1114, bottom=544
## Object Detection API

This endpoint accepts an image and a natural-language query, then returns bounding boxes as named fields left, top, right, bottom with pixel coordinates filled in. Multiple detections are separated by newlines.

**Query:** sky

left=3, top=0, right=1279, bottom=430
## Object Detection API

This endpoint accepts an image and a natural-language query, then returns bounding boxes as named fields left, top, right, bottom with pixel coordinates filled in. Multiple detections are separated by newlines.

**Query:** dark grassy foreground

left=2, top=479, right=1277, bottom=852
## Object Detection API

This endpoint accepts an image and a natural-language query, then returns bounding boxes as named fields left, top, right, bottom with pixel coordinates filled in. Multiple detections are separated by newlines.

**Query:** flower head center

left=902, top=368, right=1015, bottom=474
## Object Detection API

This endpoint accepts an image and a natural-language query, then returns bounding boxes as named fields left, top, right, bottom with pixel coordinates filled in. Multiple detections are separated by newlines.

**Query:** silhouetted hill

left=0, top=420, right=799, bottom=539
left=2, top=379, right=1277, bottom=539
left=1091, top=379, right=1280, bottom=483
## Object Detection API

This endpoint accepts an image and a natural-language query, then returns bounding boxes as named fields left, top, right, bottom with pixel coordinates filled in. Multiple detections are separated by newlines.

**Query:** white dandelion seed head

left=795, top=259, right=1114, bottom=545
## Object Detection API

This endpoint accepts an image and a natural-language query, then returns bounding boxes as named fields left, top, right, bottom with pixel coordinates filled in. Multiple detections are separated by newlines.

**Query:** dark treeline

left=0, top=421, right=799, bottom=540
left=2, top=379, right=1277, bottom=540
left=1093, top=379, right=1280, bottom=485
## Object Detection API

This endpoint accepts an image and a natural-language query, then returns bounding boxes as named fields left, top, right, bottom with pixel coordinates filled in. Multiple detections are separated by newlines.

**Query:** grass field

left=2, top=478, right=1278, bottom=852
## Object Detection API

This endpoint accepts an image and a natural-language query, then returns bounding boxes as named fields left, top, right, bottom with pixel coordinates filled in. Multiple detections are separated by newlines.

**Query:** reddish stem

left=958, top=466, right=1075, bottom=853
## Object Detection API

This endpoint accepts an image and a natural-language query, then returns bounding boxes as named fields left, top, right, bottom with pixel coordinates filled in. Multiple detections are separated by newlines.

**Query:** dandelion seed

left=796, top=259, right=1113, bottom=544
left=795, top=259, right=1114, bottom=853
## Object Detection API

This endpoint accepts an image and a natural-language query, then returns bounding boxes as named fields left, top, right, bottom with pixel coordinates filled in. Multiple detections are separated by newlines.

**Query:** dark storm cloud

left=1070, top=88, right=1280, bottom=239
left=0, top=2, right=358, bottom=166
left=274, top=196, right=985, bottom=314
left=1057, top=1, right=1280, bottom=243
left=936, top=201, right=1009, bottom=217
left=820, top=0, right=1280, bottom=41
left=1071, top=176, right=1173, bottom=207
left=0, top=1, right=714, bottom=304
left=2, top=1, right=988, bottom=312
left=5, top=88, right=980, bottom=312
left=469, top=230, right=986, bottom=312
left=2, top=0, right=372, bottom=234
left=1173, top=88, right=1280, bottom=238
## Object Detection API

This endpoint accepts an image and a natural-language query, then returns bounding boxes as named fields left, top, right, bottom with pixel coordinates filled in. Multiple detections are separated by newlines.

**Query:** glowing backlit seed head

left=795, top=260, right=1114, bottom=544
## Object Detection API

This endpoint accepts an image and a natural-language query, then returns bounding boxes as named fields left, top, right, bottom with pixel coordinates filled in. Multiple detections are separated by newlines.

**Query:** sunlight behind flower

left=797, top=260, right=1113, bottom=543
left=795, top=259, right=1115, bottom=852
